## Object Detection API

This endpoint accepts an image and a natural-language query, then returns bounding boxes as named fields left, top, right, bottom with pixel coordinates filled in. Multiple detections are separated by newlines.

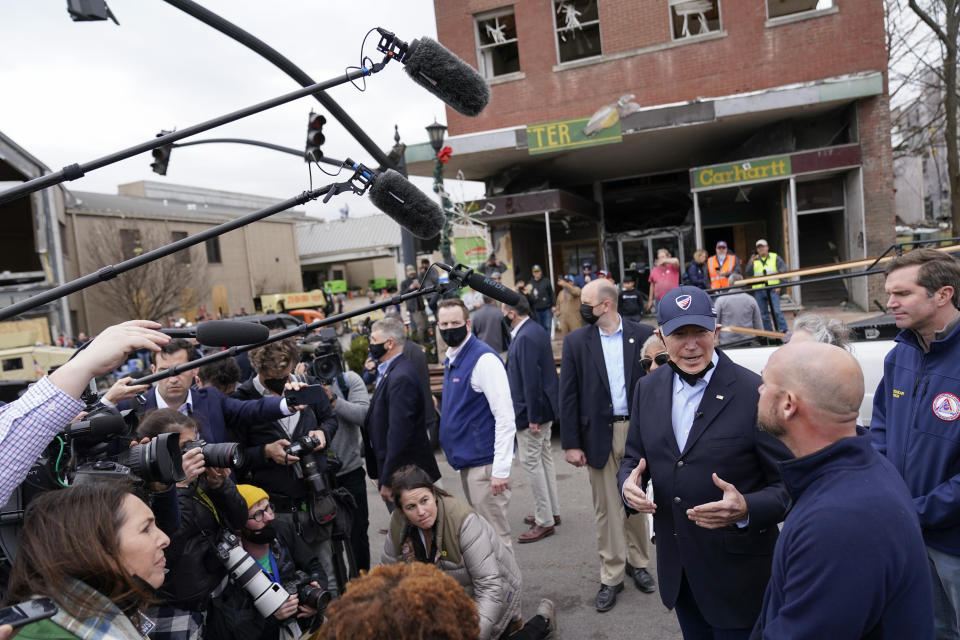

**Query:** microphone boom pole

left=0, top=66, right=382, bottom=206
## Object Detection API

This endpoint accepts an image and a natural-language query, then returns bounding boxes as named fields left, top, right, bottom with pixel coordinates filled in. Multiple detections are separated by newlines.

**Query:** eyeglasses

left=640, top=353, right=670, bottom=372
left=248, top=503, right=275, bottom=522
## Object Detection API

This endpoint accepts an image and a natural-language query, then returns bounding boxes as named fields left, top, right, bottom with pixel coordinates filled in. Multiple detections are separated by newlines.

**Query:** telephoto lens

left=183, top=440, right=244, bottom=469
left=215, top=531, right=289, bottom=617
left=115, top=432, right=186, bottom=484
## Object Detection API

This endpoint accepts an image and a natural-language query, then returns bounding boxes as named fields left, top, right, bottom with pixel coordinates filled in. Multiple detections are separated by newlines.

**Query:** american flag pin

left=716, top=395, right=724, bottom=400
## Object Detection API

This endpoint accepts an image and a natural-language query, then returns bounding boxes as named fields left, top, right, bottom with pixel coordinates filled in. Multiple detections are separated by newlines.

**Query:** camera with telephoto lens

left=282, top=570, right=331, bottom=612
left=299, top=328, right=343, bottom=385
left=182, top=439, right=245, bottom=469
left=284, top=435, right=328, bottom=495
left=214, top=530, right=289, bottom=618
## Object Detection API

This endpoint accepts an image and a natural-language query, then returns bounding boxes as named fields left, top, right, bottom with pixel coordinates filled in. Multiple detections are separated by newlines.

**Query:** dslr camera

left=214, top=530, right=289, bottom=618
left=182, top=439, right=245, bottom=470
left=284, top=435, right=327, bottom=495
left=282, top=570, right=331, bottom=612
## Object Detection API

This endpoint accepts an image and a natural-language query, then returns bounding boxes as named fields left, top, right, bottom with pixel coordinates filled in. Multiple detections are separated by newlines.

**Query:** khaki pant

left=516, top=422, right=560, bottom=528
left=587, top=420, right=650, bottom=586
left=460, top=464, right=513, bottom=552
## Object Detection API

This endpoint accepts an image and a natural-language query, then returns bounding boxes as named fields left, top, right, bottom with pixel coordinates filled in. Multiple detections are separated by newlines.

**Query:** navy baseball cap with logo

left=657, top=285, right=717, bottom=336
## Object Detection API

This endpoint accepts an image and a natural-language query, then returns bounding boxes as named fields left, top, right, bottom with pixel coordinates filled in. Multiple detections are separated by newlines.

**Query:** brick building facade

left=406, top=0, right=893, bottom=311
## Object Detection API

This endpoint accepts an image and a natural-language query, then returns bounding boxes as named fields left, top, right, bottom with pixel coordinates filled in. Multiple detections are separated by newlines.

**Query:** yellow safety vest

left=751, top=252, right=781, bottom=288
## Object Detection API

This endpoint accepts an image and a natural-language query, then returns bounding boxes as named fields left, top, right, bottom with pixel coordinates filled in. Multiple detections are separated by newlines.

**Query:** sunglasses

left=640, top=353, right=670, bottom=372
left=248, top=503, right=275, bottom=522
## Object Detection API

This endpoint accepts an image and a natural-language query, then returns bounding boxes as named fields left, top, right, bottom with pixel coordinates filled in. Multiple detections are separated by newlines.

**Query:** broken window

left=474, top=7, right=520, bottom=79
left=767, top=0, right=834, bottom=20
left=669, top=0, right=721, bottom=39
left=554, top=0, right=602, bottom=64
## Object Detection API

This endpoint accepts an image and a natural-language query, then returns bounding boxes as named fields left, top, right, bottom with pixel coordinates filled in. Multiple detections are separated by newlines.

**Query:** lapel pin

left=628, top=338, right=635, bottom=344
left=716, top=395, right=724, bottom=400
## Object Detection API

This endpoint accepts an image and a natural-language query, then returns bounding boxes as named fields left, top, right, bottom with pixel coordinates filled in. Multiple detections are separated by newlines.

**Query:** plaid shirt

left=43, top=578, right=147, bottom=640
left=0, top=376, right=83, bottom=505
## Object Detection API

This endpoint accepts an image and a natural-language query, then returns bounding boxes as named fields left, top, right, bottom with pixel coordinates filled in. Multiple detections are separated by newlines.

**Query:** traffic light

left=150, top=130, right=173, bottom=176
left=305, top=112, right=326, bottom=163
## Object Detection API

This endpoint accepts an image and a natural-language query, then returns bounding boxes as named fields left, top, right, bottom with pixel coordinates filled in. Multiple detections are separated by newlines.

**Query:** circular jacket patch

left=932, top=393, right=960, bottom=422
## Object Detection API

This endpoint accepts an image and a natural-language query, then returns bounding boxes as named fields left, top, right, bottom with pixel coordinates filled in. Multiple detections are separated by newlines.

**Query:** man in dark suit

left=560, top=278, right=656, bottom=612
left=504, top=295, right=561, bottom=543
left=106, top=338, right=293, bottom=444
left=618, top=285, right=792, bottom=639
left=363, top=317, right=441, bottom=506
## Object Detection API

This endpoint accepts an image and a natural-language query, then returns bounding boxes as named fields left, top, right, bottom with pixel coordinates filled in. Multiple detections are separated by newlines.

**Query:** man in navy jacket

left=504, top=295, right=561, bottom=543
left=109, top=339, right=292, bottom=444
left=560, top=278, right=655, bottom=612
left=363, top=317, right=441, bottom=505
left=870, top=249, right=960, bottom=637
left=751, top=340, right=933, bottom=639
left=619, top=285, right=791, bottom=638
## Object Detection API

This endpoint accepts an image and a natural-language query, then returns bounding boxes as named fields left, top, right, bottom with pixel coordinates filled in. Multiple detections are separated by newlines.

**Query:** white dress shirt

left=445, top=334, right=516, bottom=478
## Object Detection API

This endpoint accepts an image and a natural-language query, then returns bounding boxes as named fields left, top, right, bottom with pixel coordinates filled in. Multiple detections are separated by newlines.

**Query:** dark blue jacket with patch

left=870, top=321, right=960, bottom=554
left=753, top=435, right=933, bottom=639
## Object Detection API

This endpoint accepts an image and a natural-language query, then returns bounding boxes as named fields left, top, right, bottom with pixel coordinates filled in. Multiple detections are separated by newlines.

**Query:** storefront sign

left=692, top=156, right=792, bottom=189
left=454, top=237, right=488, bottom=270
left=526, top=117, right=621, bottom=155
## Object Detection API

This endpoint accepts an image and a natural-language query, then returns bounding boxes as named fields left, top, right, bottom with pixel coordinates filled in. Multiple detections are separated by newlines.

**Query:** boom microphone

left=466, top=272, right=522, bottom=306
left=161, top=320, right=269, bottom=347
left=368, top=169, right=445, bottom=239
left=400, top=37, right=491, bottom=117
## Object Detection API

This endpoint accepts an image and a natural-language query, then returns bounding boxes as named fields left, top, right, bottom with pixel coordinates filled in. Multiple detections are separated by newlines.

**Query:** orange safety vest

left=707, top=253, right=737, bottom=289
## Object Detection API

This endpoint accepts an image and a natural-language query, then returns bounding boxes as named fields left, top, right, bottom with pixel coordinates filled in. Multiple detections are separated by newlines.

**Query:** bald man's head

left=583, top=278, right=618, bottom=305
left=760, top=341, right=863, bottom=454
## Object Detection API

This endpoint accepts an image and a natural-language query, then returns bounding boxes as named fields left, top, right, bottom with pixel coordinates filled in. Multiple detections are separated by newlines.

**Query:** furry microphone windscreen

left=404, top=37, right=491, bottom=117
left=367, top=169, right=444, bottom=239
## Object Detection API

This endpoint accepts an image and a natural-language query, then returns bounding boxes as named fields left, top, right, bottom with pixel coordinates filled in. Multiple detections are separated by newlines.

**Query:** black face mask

left=369, top=341, right=388, bottom=361
left=502, top=314, right=514, bottom=332
left=580, top=303, right=600, bottom=325
left=440, top=325, right=468, bottom=348
left=242, top=524, right=276, bottom=545
left=668, top=360, right=715, bottom=387
left=263, top=377, right=287, bottom=395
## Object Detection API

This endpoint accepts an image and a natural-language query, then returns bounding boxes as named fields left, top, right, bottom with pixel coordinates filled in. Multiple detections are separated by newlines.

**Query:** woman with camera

left=5, top=480, right=170, bottom=640
left=205, top=484, right=327, bottom=640
left=382, top=466, right=556, bottom=640
left=135, top=408, right=249, bottom=640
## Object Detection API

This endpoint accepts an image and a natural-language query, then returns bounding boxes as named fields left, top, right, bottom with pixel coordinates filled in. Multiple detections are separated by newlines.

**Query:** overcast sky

left=0, top=1, right=483, bottom=218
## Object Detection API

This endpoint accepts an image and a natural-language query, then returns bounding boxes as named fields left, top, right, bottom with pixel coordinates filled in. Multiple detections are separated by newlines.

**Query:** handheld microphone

left=377, top=30, right=490, bottom=117
left=368, top=169, right=445, bottom=239
left=160, top=320, right=269, bottom=347
left=435, top=263, right=522, bottom=306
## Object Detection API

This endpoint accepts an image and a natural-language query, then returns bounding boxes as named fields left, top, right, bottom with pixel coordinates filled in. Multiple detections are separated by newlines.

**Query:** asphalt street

left=364, top=432, right=684, bottom=639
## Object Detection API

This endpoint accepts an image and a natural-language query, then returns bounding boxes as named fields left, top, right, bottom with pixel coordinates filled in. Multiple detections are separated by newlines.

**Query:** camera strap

left=193, top=486, right=222, bottom=527
left=335, top=373, right=349, bottom=399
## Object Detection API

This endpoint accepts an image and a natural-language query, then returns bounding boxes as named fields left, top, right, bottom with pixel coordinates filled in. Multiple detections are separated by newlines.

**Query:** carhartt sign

left=692, top=156, right=791, bottom=189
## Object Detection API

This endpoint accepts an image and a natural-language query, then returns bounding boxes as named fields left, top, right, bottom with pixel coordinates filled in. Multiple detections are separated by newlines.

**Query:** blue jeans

left=535, top=308, right=552, bottom=334
left=753, top=289, right=787, bottom=332
left=929, top=546, right=960, bottom=639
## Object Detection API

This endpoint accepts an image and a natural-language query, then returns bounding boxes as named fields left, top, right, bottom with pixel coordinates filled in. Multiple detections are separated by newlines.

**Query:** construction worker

left=749, top=239, right=788, bottom=332
left=707, top=241, right=740, bottom=289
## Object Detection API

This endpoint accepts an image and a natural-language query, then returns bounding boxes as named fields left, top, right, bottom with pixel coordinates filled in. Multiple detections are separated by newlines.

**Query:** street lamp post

left=426, top=119, right=454, bottom=264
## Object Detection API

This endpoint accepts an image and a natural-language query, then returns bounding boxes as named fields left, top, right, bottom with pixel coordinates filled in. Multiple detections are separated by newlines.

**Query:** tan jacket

left=382, top=494, right=523, bottom=640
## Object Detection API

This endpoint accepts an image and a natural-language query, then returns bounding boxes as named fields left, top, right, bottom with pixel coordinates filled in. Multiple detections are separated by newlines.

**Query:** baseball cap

left=490, top=271, right=501, bottom=279
left=755, top=239, right=768, bottom=247
left=716, top=241, right=728, bottom=248
left=582, top=260, right=591, bottom=268
left=532, top=264, right=542, bottom=272
left=405, top=264, right=416, bottom=274
left=657, top=285, right=717, bottom=336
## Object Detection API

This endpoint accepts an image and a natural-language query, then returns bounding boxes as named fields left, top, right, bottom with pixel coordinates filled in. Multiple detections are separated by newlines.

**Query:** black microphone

left=368, top=169, right=444, bottom=239
left=435, top=263, right=522, bottom=306
left=65, top=413, right=128, bottom=440
left=465, top=272, right=522, bottom=306
left=399, top=37, right=491, bottom=117
left=160, top=320, right=269, bottom=347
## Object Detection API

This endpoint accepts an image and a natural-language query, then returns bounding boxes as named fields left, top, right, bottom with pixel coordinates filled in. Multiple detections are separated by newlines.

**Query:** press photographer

left=231, top=338, right=337, bottom=556
left=135, top=409, right=248, bottom=640
left=206, top=484, right=328, bottom=640
left=298, top=329, right=371, bottom=577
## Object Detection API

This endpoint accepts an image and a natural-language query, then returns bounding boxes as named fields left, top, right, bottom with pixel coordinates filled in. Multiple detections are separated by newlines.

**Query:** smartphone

left=283, top=384, right=327, bottom=406
left=0, top=597, right=58, bottom=628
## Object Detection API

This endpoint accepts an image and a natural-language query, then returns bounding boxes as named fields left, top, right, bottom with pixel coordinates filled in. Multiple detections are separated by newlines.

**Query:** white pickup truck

left=725, top=340, right=896, bottom=427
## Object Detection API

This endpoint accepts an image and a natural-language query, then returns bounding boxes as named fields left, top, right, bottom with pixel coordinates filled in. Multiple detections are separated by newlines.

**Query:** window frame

left=551, top=0, right=603, bottom=66
left=473, top=6, right=520, bottom=80
left=171, top=231, right=190, bottom=264
left=667, top=0, right=723, bottom=42
left=765, top=0, right=834, bottom=23
left=205, top=237, right=222, bottom=264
